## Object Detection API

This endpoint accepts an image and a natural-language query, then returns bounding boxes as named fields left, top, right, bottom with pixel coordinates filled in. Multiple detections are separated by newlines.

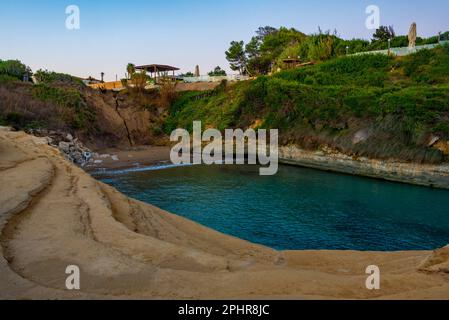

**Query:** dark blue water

left=96, top=164, right=449, bottom=251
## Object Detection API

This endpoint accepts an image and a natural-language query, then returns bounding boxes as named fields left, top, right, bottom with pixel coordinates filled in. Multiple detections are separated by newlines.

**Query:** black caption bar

left=1, top=300, right=448, bottom=319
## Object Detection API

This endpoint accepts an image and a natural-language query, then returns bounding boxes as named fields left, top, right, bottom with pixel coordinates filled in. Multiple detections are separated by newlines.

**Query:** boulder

left=72, top=152, right=84, bottom=165
left=352, top=129, right=371, bottom=145
left=427, top=134, right=440, bottom=147
left=58, top=141, right=71, bottom=153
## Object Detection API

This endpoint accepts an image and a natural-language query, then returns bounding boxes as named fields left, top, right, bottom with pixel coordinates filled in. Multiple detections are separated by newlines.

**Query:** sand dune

left=1, top=128, right=448, bottom=299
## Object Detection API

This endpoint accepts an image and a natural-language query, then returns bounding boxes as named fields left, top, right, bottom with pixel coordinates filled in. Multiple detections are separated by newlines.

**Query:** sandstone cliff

left=1, top=128, right=449, bottom=299
left=280, top=145, right=449, bottom=189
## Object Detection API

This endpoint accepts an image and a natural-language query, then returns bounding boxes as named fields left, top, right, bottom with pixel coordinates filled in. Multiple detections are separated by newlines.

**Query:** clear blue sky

left=1, top=0, right=448, bottom=81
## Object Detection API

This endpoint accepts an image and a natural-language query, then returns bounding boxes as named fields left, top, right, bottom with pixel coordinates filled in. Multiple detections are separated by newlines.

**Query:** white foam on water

left=91, top=162, right=194, bottom=176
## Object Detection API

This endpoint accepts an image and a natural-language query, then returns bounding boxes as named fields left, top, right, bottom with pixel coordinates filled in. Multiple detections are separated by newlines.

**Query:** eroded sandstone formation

left=280, top=145, right=449, bottom=189
left=1, top=128, right=449, bottom=299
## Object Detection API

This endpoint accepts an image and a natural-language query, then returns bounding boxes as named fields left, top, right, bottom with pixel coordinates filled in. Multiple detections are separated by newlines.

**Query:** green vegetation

left=167, top=44, right=449, bottom=164
left=0, top=69, right=165, bottom=147
left=208, top=66, right=227, bottom=76
left=126, top=63, right=136, bottom=79
left=130, top=71, right=150, bottom=90
left=34, top=69, right=83, bottom=85
left=0, top=59, right=30, bottom=82
left=2, top=26, right=448, bottom=164
left=225, top=25, right=448, bottom=76
left=181, top=71, right=195, bottom=77
left=0, top=111, right=45, bottom=131
left=225, top=40, right=247, bottom=74
left=0, top=74, right=20, bottom=83
left=31, top=84, right=95, bottom=129
left=226, top=27, right=307, bottom=75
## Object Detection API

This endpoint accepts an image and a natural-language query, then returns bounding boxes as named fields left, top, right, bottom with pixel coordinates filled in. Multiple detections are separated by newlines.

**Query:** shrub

left=150, top=82, right=178, bottom=110
left=131, top=72, right=149, bottom=91
left=433, top=123, right=449, bottom=137
left=165, top=46, right=449, bottom=163
left=0, top=74, right=19, bottom=83
left=34, top=69, right=83, bottom=85
left=276, top=54, right=392, bottom=87
left=0, top=60, right=29, bottom=80
left=399, top=45, right=449, bottom=84
left=31, top=84, right=95, bottom=129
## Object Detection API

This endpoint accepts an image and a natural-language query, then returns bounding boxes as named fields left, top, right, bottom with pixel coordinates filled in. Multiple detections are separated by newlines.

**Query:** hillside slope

left=0, top=79, right=168, bottom=150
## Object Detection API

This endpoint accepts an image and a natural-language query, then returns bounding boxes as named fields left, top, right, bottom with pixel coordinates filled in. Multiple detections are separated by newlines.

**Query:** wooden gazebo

left=135, top=64, right=180, bottom=83
left=282, top=57, right=301, bottom=69
left=281, top=57, right=314, bottom=70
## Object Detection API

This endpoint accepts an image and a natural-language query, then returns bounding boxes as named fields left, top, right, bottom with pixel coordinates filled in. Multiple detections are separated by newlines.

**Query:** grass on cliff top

left=0, top=79, right=96, bottom=132
left=31, top=84, right=96, bottom=130
left=165, top=45, right=449, bottom=164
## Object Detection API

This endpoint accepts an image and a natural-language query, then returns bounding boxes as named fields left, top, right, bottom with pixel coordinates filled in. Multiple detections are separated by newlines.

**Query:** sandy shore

left=1, top=128, right=449, bottom=300
left=86, top=146, right=171, bottom=171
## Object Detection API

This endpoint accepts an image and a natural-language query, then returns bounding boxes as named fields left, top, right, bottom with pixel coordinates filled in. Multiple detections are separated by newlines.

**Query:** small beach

left=86, top=146, right=171, bottom=171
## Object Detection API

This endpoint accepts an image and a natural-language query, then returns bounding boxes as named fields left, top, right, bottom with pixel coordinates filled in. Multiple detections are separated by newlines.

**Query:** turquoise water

left=96, top=164, right=449, bottom=251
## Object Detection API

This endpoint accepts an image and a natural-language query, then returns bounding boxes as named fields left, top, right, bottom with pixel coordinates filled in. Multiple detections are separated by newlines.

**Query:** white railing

left=352, top=40, right=449, bottom=57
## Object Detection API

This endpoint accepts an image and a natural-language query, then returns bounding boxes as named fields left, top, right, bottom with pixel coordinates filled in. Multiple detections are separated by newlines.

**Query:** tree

left=208, top=66, right=227, bottom=77
left=245, top=37, right=261, bottom=59
left=256, top=26, right=278, bottom=40
left=0, top=59, right=29, bottom=81
left=308, top=35, right=335, bottom=61
left=34, top=69, right=79, bottom=84
left=181, top=71, right=194, bottom=77
left=126, top=63, right=135, bottom=80
left=225, top=27, right=306, bottom=76
left=131, top=71, right=148, bottom=91
left=225, top=41, right=247, bottom=74
left=260, top=27, right=306, bottom=58
left=373, top=25, right=395, bottom=42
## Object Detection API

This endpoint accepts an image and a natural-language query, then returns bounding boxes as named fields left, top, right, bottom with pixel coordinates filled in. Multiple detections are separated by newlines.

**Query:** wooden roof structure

left=282, top=58, right=301, bottom=64
left=135, top=64, right=180, bottom=73
left=282, top=57, right=301, bottom=69
left=135, top=64, right=180, bottom=84
left=281, top=57, right=314, bottom=70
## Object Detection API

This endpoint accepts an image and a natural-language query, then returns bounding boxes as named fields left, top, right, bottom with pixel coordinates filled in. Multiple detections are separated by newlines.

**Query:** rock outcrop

left=29, top=129, right=93, bottom=166
left=280, top=145, right=449, bottom=189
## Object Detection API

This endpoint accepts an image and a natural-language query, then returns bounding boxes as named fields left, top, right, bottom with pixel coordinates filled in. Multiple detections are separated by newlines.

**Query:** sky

left=1, top=0, right=449, bottom=81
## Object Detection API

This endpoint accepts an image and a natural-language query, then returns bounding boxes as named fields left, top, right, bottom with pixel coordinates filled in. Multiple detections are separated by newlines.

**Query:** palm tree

left=127, top=63, right=135, bottom=80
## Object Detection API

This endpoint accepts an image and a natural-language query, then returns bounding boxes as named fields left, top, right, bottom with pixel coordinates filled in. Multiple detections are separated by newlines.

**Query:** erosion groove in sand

left=1, top=129, right=449, bottom=299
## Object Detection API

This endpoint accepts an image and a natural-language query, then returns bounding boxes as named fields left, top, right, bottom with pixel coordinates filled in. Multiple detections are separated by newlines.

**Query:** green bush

left=0, top=74, right=19, bottom=83
left=0, top=112, right=42, bottom=130
left=398, top=45, right=449, bottom=84
left=165, top=46, right=449, bottom=163
left=0, top=60, right=29, bottom=81
left=276, top=54, right=392, bottom=87
left=34, top=69, right=83, bottom=85
left=433, top=123, right=449, bottom=137
left=32, top=84, right=83, bottom=108
left=31, top=84, right=95, bottom=129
